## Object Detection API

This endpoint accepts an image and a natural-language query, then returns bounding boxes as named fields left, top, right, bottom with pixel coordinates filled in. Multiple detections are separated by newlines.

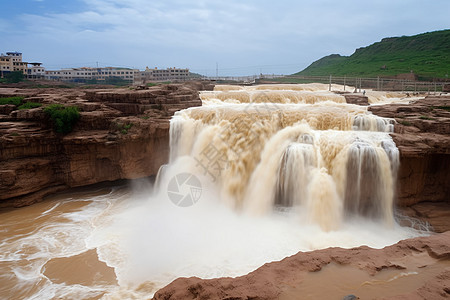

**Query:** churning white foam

left=0, top=83, right=428, bottom=299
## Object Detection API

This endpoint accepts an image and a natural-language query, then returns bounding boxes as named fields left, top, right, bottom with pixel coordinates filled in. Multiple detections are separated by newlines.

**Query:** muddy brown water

left=0, top=184, right=439, bottom=299
left=0, top=185, right=126, bottom=299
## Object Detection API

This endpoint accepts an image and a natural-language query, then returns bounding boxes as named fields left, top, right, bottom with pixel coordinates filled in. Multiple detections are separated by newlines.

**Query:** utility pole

left=216, top=62, right=218, bottom=78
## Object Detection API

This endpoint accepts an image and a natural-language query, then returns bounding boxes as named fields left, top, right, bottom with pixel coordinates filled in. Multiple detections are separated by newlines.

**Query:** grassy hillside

left=296, top=30, right=450, bottom=79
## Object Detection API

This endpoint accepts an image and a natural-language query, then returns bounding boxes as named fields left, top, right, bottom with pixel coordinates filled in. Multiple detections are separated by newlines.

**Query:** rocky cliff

left=369, top=95, right=450, bottom=232
left=0, top=82, right=213, bottom=207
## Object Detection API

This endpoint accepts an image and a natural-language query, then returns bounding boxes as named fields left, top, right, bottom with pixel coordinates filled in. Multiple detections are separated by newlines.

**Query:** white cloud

left=5, top=0, right=450, bottom=75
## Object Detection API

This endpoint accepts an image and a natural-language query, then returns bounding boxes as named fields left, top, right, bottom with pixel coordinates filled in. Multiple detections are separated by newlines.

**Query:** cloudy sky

left=1, top=0, right=449, bottom=76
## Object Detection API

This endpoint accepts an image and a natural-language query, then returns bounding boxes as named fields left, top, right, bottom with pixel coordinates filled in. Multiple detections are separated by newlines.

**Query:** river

left=0, top=84, right=427, bottom=299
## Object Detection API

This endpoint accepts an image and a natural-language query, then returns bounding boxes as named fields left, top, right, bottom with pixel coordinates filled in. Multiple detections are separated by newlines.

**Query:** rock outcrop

left=153, top=231, right=450, bottom=300
left=344, top=94, right=369, bottom=105
left=369, top=95, right=450, bottom=205
left=0, top=82, right=214, bottom=207
left=369, top=95, right=450, bottom=233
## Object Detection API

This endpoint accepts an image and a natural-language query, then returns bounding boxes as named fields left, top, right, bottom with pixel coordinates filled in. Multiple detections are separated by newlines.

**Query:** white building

left=27, top=63, right=45, bottom=79
left=0, top=51, right=46, bottom=79
left=136, top=67, right=190, bottom=83
left=45, top=67, right=139, bottom=83
left=1, top=50, right=191, bottom=84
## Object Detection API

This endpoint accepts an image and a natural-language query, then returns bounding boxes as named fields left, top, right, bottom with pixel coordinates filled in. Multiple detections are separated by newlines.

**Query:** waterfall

left=1, top=84, right=422, bottom=300
left=170, top=84, right=399, bottom=230
left=275, top=141, right=316, bottom=208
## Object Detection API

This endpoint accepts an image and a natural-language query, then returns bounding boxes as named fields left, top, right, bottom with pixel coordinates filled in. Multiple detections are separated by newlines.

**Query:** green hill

left=296, top=30, right=450, bottom=79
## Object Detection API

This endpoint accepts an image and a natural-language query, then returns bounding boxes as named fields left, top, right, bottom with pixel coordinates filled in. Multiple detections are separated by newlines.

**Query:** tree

left=44, top=104, right=80, bottom=134
left=4, top=71, right=25, bottom=83
left=104, top=76, right=129, bottom=86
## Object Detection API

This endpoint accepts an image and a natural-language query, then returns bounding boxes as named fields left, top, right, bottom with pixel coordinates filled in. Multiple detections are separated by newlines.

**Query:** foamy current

left=0, top=84, right=426, bottom=299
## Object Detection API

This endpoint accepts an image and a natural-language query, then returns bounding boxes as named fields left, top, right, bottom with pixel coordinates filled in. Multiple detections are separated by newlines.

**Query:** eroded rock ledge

left=153, top=231, right=450, bottom=300
left=0, top=82, right=213, bottom=207
left=369, top=95, right=450, bottom=232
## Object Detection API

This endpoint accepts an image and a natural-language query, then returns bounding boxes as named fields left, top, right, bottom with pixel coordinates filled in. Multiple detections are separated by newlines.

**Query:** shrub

left=0, top=96, right=24, bottom=106
left=115, top=122, right=133, bottom=134
left=104, top=76, right=129, bottom=86
left=44, top=104, right=80, bottom=134
left=399, top=120, right=412, bottom=126
left=4, top=71, right=25, bottom=83
left=86, top=78, right=98, bottom=84
left=433, top=105, right=450, bottom=111
left=18, top=102, right=42, bottom=110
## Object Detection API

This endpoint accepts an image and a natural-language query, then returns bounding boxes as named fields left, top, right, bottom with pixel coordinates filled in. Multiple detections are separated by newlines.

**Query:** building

left=45, top=66, right=190, bottom=84
left=0, top=51, right=45, bottom=79
left=1, top=50, right=191, bottom=84
left=45, top=67, right=139, bottom=83
left=28, top=63, right=45, bottom=79
left=1, top=52, right=28, bottom=77
left=136, top=67, right=190, bottom=83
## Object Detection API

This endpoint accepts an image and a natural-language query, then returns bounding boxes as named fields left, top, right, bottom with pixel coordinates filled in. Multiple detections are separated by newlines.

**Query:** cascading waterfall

left=1, top=83, right=425, bottom=300
left=343, top=139, right=394, bottom=222
left=171, top=84, right=400, bottom=230
left=275, top=139, right=316, bottom=208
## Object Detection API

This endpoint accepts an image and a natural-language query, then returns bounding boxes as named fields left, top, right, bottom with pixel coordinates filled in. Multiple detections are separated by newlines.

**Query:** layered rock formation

left=153, top=231, right=450, bottom=300
left=369, top=95, right=450, bottom=232
left=344, top=94, right=369, bottom=106
left=0, top=82, right=213, bottom=207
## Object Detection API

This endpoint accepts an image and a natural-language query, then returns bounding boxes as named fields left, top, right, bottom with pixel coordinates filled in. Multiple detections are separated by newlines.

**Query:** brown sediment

left=153, top=231, right=450, bottom=300
left=280, top=259, right=450, bottom=300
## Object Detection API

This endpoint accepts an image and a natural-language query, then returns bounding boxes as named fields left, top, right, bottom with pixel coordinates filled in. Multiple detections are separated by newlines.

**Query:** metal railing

left=271, top=75, right=449, bottom=93
left=189, top=74, right=448, bottom=93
